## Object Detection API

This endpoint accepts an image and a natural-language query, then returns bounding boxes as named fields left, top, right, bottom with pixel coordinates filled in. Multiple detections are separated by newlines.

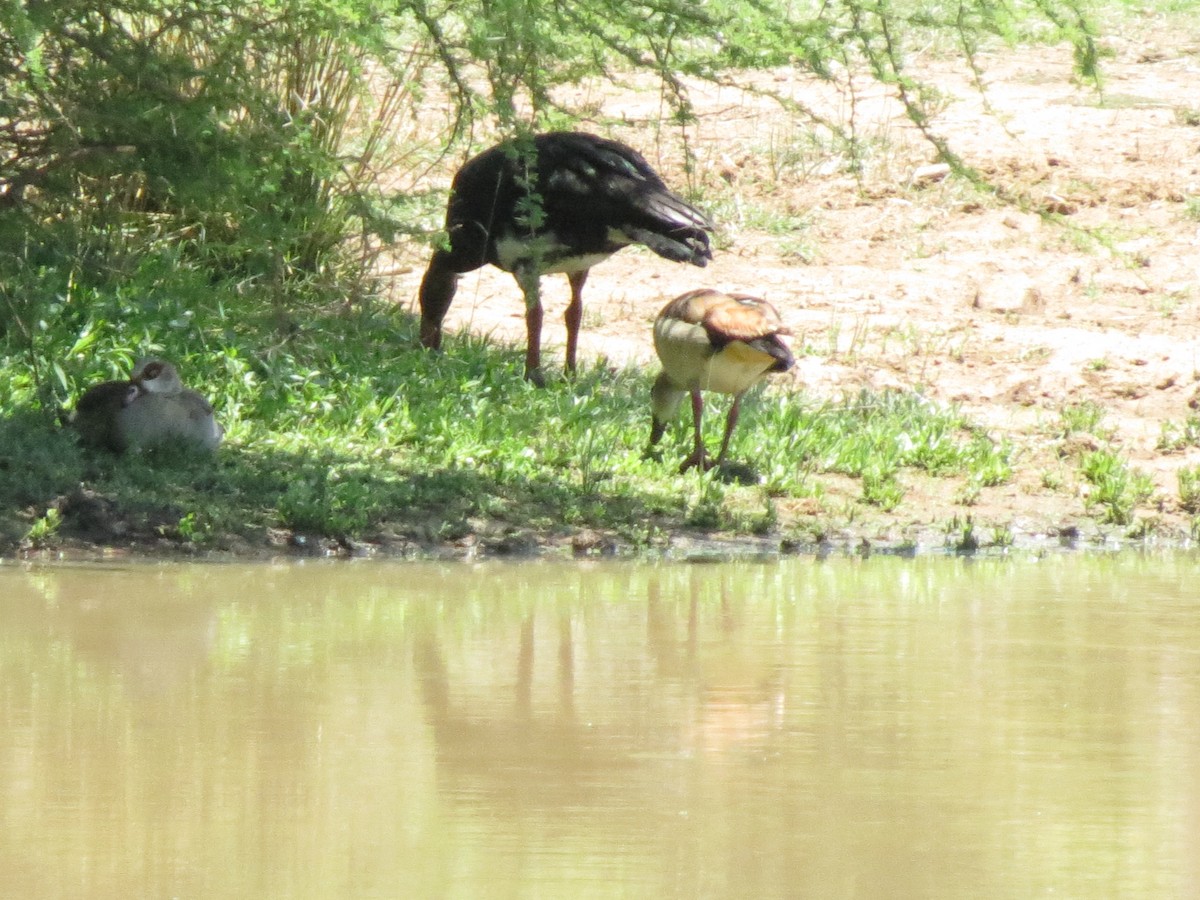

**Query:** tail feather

left=543, top=132, right=713, bottom=262
left=624, top=226, right=711, bottom=266
left=636, top=188, right=713, bottom=235
left=622, top=188, right=713, bottom=265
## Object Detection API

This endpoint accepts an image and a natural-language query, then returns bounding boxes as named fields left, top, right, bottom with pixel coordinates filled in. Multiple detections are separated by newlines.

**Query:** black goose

left=648, top=289, right=794, bottom=473
left=418, top=131, right=713, bottom=384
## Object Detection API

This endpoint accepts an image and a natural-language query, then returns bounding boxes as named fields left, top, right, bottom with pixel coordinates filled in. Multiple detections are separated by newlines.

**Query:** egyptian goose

left=418, top=131, right=713, bottom=384
left=71, top=379, right=140, bottom=453
left=72, top=359, right=222, bottom=452
left=649, top=290, right=794, bottom=472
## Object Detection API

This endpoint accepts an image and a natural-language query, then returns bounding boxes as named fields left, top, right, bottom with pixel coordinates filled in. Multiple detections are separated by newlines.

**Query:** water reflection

left=1, top=555, right=1198, bottom=897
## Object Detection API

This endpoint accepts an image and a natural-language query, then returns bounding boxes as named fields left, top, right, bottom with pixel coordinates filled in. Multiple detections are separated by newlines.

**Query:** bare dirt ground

left=391, top=26, right=1200, bottom=551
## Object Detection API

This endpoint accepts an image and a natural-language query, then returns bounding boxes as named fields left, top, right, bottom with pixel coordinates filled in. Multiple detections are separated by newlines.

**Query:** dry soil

left=389, top=26, right=1200, bottom=552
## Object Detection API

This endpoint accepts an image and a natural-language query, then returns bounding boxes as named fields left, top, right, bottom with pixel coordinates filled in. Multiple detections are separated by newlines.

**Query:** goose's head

left=131, top=358, right=184, bottom=395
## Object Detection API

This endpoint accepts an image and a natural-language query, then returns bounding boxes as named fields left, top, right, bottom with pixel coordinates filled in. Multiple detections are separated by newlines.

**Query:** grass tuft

left=1079, top=449, right=1155, bottom=526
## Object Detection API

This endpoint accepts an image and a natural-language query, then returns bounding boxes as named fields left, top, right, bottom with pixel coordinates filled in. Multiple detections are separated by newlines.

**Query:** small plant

left=825, top=317, right=872, bottom=361
left=1059, top=401, right=1107, bottom=438
left=1175, top=108, right=1200, bottom=128
left=175, top=511, right=211, bottom=543
left=277, top=467, right=373, bottom=537
left=956, top=481, right=982, bottom=506
left=1125, top=516, right=1160, bottom=541
left=1080, top=449, right=1155, bottom=525
left=968, top=435, right=1014, bottom=486
left=778, top=236, right=817, bottom=263
left=726, top=491, right=779, bottom=535
left=684, top=478, right=725, bottom=529
left=761, top=125, right=840, bottom=182
left=945, top=515, right=979, bottom=553
left=1178, top=465, right=1200, bottom=514
left=1157, top=416, right=1200, bottom=453
left=22, top=508, right=62, bottom=549
left=862, top=465, right=904, bottom=510
left=575, top=427, right=606, bottom=495
left=990, top=524, right=1014, bottom=548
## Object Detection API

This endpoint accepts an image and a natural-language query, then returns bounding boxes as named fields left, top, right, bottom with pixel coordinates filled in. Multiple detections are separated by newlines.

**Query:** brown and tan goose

left=648, top=289, right=794, bottom=473
left=72, top=358, right=223, bottom=453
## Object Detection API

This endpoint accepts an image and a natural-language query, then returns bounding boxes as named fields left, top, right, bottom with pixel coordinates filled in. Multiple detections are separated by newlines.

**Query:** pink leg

left=517, top=270, right=545, bottom=386
left=714, top=393, right=745, bottom=467
left=679, top=389, right=708, bottom=472
left=564, top=270, right=589, bottom=376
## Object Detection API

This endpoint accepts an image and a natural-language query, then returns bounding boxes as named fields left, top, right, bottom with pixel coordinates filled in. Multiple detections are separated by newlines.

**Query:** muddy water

left=1, top=555, right=1198, bottom=898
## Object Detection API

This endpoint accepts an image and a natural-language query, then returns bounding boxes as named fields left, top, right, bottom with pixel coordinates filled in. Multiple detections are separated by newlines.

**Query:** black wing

left=438, top=132, right=713, bottom=272
left=539, top=132, right=713, bottom=266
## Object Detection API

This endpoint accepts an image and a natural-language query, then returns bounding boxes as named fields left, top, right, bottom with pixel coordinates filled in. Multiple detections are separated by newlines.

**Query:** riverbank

left=5, top=22, right=1200, bottom=562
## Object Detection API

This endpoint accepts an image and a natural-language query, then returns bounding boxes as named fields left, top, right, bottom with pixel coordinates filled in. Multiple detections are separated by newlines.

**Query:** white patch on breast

left=494, top=234, right=623, bottom=275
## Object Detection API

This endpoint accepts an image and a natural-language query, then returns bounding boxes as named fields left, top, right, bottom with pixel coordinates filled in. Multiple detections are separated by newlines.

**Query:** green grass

left=1058, top=400, right=1108, bottom=438
left=1157, top=415, right=1200, bottom=452
left=1178, top=465, right=1200, bottom=515
left=0, top=265, right=1020, bottom=555
left=1079, top=448, right=1155, bottom=526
